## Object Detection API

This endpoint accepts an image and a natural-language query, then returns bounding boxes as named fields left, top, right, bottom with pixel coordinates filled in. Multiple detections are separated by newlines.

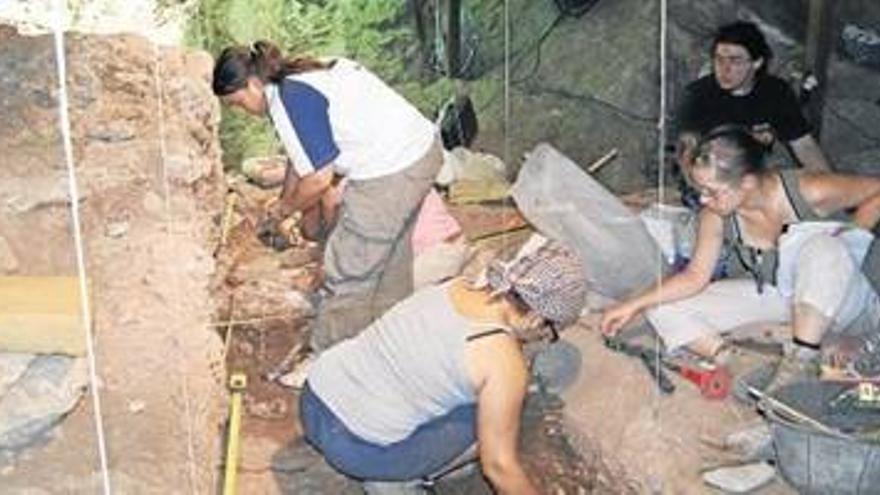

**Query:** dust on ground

left=212, top=183, right=625, bottom=494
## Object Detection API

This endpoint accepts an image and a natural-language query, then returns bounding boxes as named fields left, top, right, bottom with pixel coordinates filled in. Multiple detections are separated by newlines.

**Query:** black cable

left=554, top=0, right=601, bottom=18
left=519, top=83, right=658, bottom=125
left=509, top=12, right=565, bottom=85
left=475, top=6, right=657, bottom=127
left=477, top=11, right=565, bottom=84
left=477, top=12, right=565, bottom=110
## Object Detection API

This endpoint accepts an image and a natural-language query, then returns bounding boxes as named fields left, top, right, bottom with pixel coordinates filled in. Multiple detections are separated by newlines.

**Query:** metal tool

left=729, top=338, right=784, bottom=357
left=664, top=361, right=732, bottom=400
left=604, top=337, right=732, bottom=399
left=223, top=373, right=247, bottom=495
left=604, top=337, right=675, bottom=394
left=264, top=341, right=304, bottom=382
left=747, top=384, right=851, bottom=440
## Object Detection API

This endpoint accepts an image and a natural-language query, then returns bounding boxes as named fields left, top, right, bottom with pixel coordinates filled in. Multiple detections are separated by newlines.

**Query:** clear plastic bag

left=511, top=144, right=667, bottom=301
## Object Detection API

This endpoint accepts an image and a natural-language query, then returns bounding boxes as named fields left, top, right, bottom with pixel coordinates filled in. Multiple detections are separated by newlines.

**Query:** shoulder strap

left=779, top=169, right=822, bottom=221
left=466, top=328, right=510, bottom=342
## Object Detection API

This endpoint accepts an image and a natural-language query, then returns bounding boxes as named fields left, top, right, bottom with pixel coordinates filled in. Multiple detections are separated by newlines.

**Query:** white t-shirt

left=265, top=58, right=436, bottom=181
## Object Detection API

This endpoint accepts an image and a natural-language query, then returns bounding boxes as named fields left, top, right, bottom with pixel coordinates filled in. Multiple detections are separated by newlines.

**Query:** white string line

left=50, top=2, right=112, bottom=493
left=151, top=41, right=199, bottom=495
left=654, top=0, right=669, bottom=414
left=503, top=0, right=512, bottom=256
left=503, top=0, right=510, bottom=170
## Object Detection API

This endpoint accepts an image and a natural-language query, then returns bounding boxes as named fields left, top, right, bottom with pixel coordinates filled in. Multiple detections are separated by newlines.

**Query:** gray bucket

left=768, top=382, right=880, bottom=494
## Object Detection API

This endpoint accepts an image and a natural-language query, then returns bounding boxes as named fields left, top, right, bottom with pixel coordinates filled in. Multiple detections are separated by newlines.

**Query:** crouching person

left=601, top=125, right=880, bottom=392
left=299, top=241, right=587, bottom=494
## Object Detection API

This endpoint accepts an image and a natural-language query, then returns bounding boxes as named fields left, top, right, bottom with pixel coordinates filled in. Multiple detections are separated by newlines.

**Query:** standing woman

left=601, top=125, right=880, bottom=391
left=212, top=41, right=443, bottom=351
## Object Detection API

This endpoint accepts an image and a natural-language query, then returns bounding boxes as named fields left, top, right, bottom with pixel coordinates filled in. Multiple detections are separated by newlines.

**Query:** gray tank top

left=723, top=169, right=842, bottom=291
left=307, top=282, right=485, bottom=445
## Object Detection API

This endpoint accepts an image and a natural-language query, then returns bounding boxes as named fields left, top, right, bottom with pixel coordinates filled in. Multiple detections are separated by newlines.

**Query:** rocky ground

left=208, top=180, right=626, bottom=494
left=207, top=178, right=798, bottom=494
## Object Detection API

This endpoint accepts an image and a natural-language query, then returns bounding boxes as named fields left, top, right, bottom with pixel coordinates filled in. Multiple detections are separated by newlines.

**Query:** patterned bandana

left=486, top=240, right=587, bottom=327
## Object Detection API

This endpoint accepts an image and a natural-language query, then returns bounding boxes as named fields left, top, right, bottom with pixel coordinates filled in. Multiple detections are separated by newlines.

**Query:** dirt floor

left=206, top=179, right=804, bottom=494
left=208, top=182, right=629, bottom=494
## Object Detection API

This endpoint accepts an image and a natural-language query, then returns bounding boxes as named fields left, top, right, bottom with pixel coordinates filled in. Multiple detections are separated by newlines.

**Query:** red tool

left=664, top=362, right=732, bottom=400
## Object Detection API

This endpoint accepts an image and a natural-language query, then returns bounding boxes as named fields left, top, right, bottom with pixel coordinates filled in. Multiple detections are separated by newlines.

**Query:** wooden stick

left=748, top=385, right=851, bottom=440
left=587, top=148, right=619, bottom=174
left=470, top=224, right=531, bottom=243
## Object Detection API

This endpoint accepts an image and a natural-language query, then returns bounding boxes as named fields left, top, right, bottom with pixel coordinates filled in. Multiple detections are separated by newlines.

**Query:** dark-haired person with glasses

left=674, top=21, right=831, bottom=208
left=602, top=125, right=880, bottom=393
left=299, top=240, right=586, bottom=494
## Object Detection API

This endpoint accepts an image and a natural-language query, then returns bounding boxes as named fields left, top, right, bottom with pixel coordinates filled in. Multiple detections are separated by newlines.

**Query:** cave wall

left=472, top=0, right=880, bottom=194
left=0, top=24, right=226, bottom=492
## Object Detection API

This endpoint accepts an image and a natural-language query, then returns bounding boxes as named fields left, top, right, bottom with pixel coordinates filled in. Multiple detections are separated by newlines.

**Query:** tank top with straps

left=722, top=169, right=844, bottom=293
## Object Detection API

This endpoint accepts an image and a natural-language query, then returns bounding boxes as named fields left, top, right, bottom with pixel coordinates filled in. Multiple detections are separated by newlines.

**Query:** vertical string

left=50, top=1, right=112, bottom=493
left=503, top=0, right=511, bottom=169
left=151, top=41, right=199, bottom=495
left=654, top=0, right=669, bottom=416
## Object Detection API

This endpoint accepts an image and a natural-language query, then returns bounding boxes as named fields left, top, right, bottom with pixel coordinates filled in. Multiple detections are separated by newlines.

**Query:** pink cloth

left=411, top=189, right=461, bottom=256
left=334, top=182, right=459, bottom=256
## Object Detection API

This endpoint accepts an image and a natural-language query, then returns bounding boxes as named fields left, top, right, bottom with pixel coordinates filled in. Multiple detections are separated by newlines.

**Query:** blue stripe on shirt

left=279, top=80, right=340, bottom=171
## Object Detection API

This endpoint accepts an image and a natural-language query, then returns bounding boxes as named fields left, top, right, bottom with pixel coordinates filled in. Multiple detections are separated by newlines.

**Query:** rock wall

left=475, top=0, right=880, bottom=193
left=0, top=25, right=226, bottom=493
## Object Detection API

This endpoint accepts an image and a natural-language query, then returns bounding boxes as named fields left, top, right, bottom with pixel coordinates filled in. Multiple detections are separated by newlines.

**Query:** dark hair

left=212, top=40, right=331, bottom=96
left=504, top=291, right=559, bottom=343
left=692, top=124, right=767, bottom=184
left=712, top=21, right=773, bottom=76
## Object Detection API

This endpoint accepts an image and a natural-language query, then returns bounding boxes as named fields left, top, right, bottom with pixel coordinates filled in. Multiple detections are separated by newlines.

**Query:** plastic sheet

left=511, top=143, right=666, bottom=301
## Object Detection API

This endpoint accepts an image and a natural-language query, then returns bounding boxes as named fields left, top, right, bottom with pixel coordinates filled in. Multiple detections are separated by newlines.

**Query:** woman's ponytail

left=213, top=40, right=332, bottom=96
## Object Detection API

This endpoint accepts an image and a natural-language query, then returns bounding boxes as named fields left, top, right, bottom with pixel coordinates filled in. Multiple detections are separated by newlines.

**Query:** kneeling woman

left=300, top=241, right=587, bottom=493
left=601, top=124, right=880, bottom=388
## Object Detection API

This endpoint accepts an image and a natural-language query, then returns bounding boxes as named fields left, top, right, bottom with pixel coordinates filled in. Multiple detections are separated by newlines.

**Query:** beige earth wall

left=0, top=25, right=226, bottom=493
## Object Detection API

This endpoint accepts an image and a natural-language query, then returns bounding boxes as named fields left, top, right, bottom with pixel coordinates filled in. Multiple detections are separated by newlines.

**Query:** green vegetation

left=176, top=0, right=474, bottom=170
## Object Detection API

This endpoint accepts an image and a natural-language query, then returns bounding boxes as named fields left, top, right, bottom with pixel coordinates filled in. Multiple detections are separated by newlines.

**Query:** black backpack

left=437, top=94, right=478, bottom=150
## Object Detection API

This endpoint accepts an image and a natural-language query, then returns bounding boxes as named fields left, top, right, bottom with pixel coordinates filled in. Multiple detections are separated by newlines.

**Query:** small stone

left=703, top=461, right=776, bottom=493
left=105, top=220, right=129, bottom=238
left=128, top=399, right=146, bottom=414
left=0, top=464, right=14, bottom=476
left=87, top=121, right=136, bottom=143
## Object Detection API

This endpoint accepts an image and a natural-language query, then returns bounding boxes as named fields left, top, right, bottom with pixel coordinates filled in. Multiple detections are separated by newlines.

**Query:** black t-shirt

left=677, top=74, right=811, bottom=143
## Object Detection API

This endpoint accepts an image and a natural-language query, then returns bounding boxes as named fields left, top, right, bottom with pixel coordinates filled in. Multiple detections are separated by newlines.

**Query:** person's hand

left=821, top=334, right=865, bottom=371
left=264, top=197, right=286, bottom=221
left=749, top=124, right=775, bottom=147
left=256, top=210, right=303, bottom=251
left=599, top=302, right=640, bottom=337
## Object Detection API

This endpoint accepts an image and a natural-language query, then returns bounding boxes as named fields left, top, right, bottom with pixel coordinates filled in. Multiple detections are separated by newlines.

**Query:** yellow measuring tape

left=223, top=373, right=247, bottom=495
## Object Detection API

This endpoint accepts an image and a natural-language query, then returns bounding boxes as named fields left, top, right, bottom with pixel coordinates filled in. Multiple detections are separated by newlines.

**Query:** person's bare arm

left=789, top=134, right=831, bottom=172
left=798, top=173, right=880, bottom=230
left=276, top=166, right=334, bottom=218
left=600, top=209, right=725, bottom=336
left=475, top=342, right=538, bottom=495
